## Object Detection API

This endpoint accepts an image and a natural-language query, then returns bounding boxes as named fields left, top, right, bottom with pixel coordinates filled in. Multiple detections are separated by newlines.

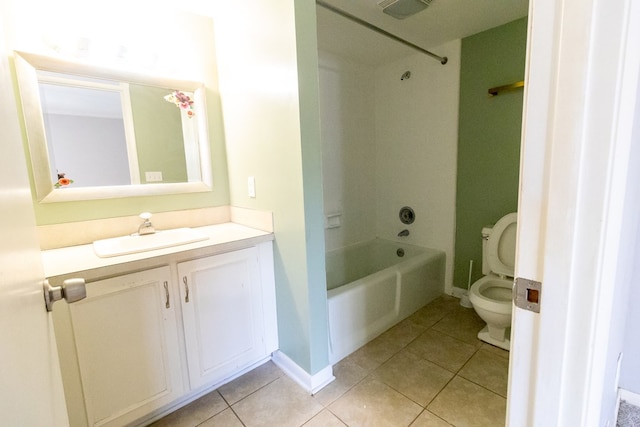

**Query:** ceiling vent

left=378, top=0, right=433, bottom=19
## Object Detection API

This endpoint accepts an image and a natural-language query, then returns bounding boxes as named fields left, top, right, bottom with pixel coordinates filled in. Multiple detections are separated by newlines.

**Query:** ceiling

left=316, top=0, right=529, bottom=65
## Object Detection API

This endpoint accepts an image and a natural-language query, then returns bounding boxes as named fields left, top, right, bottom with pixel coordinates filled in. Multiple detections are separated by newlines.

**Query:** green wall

left=130, top=84, right=187, bottom=184
left=453, top=18, right=527, bottom=289
left=211, top=0, right=329, bottom=375
left=294, top=0, right=329, bottom=375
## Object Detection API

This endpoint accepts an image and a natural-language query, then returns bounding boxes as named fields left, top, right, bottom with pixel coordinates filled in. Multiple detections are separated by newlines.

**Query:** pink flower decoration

left=164, top=90, right=195, bottom=118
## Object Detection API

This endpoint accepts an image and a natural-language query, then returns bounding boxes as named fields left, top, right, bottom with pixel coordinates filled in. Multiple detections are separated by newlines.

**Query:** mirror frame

left=14, top=51, right=213, bottom=203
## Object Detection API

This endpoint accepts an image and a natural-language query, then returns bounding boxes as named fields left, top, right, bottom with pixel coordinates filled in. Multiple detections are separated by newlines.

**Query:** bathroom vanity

left=42, top=223, right=277, bottom=427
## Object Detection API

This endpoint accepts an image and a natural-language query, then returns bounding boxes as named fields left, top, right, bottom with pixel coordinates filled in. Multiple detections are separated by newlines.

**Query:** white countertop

left=42, top=222, right=273, bottom=278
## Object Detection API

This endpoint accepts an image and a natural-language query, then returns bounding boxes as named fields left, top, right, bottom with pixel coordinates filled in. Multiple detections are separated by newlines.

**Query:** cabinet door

left=66, top=266, right=183, bottom=427
left=178, top=247, right=265, bottom=389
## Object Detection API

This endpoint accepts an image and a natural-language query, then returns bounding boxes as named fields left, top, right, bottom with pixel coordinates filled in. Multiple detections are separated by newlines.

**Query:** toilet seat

left=486, top=212, right=517, bottom=277
left=469, top=275, right=513, bottom=315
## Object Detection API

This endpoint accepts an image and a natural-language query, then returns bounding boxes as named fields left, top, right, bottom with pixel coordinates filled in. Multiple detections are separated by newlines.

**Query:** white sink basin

left=93, top=228, right=209, bottom=258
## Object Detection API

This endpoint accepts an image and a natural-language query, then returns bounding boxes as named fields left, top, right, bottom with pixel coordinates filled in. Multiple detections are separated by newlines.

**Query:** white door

left=178, top=247, right=265, bottom=390
left=0, top=22, right=69, bottom=427
left=57, top=267, right=184, bottom=427
left=508, top=0, right=640, bottom=425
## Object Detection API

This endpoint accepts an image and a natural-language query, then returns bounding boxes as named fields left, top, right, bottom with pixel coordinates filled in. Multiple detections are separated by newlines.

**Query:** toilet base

left=477, top=326, right=511, bottom=351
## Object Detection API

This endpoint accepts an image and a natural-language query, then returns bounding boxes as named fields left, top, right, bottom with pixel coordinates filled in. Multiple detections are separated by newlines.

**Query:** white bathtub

left=326, top=238, right=445, bottom=364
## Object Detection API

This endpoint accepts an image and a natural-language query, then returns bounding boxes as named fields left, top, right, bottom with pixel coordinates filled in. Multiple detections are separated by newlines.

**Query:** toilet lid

left=487, top=212, right=517, bottom=277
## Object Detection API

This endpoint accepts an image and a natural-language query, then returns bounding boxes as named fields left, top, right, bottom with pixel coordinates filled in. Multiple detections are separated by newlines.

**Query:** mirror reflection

left=14, top=51, right=212, bottom=203
left=40, top=74, right=133, bottom=188
left=38, top=70, right=200, bottom=189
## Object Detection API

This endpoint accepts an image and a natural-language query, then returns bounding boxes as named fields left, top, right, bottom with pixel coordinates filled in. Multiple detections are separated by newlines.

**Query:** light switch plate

left=248, top=176, right=256, bottom=198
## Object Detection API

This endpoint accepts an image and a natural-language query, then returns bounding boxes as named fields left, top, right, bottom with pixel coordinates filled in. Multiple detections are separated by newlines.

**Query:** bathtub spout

left=398, top=229, right=410, bottom=237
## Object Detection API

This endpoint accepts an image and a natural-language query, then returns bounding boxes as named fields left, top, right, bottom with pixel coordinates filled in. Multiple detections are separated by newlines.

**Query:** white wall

left=46, top=114, right=130, bottom=187
left=318, top=39, right=460, bottom=291
left=319, top=52, right=377, bottom=252
left=374, top=40, right=461, bottom=291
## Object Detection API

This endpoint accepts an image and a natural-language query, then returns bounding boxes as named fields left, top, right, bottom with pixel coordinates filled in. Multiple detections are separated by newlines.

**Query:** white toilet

left=469, top=212, right=517, bottom=351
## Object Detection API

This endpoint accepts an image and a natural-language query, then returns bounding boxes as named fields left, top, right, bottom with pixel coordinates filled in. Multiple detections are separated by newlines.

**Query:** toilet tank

left=481, top=226, right=493, bottom=275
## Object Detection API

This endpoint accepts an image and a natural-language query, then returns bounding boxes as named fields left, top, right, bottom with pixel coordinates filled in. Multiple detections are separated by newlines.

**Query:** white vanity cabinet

left=46, top=227, right=277, bottom=427
left=178, top=245, right=277, bottom=389
left=54, top=266, right=184, bottom=427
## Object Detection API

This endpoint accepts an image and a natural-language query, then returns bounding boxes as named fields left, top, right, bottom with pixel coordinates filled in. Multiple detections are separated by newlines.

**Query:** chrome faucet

left=398, top=229, right=410, bottom=237
left=137, top=212, right=155, bottom=236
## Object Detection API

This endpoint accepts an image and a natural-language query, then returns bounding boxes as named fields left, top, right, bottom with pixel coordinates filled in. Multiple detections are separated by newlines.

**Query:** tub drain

left=397, top=248, right=405, bottom=257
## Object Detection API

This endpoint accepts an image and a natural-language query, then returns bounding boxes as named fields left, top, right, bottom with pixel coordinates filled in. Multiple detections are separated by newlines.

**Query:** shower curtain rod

left=316, top=0, right=448, bottom=65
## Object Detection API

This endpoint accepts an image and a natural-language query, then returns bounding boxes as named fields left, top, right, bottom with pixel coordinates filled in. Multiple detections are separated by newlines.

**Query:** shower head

left=378, top=0, right=433, bottom=19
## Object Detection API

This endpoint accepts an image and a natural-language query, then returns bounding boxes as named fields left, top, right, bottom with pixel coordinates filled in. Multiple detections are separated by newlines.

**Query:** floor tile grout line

left=227, top=404, right=248, bottom=427
left=326, top=320, right=436, bottom=407
left=315, top=320, right=429, bottom=410
left=316, top=361, right=376, bottom=408
left=456, top=372, right=509, bottom=399
left=295, top=405, right=325, bottom=427
left=358, top=299, right=487, bottom=423
left=214, top=371, right=286, bottom=425
left=168, top=389, right=229, bottom=427
left=403, top=335, right=489, bottom=418
left=429, top=318, right=486, bottom=349
left=408, top=408, right=452, bottom=427
left=194, top=390, right=249, bottom=427
left=322, top=406, right=350, bottom=427
left=407, top=409, right=424, bottom=427
left=422, top=370, right=459, bottom=412
left=456, top=345, right=510, bottom=398
left=221, top=369, right=284, bottom=407
left=400, top=337, right=478, bottom=376
left=192, top=405, right=247, bottom=427
left=351, top=301, right=482, bottom=402
left=317, top=300, right=484, bottom=413
left=155, top=297, right=506, bottom=427
left=423, top=355, right=508, bottom=425
left=218, top=389, right=232, bottom=407
left=378, top=375, right=442, bottom=410
left=320, top=313, right=478, bottom=425
left=425, top=408, right=453, bottom=426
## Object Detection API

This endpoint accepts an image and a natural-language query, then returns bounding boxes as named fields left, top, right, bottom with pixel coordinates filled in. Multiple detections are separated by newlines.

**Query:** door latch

left=514, top=277, right=541, bottom=313
left=43, top=278, right=87, bottom=312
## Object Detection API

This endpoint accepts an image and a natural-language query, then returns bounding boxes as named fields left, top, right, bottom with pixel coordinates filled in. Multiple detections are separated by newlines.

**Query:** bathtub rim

left=326, top=239, right=445, bottom=294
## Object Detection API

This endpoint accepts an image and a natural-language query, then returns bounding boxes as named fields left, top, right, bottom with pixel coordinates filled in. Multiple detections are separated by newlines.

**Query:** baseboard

left=271, top=351, right=335, bottom=395
left=620, top=388, right=640, bottom=406
left=451, top=286, right=468, bottom=299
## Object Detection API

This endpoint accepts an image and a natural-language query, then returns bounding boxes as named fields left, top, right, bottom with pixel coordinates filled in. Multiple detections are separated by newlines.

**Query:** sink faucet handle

left=138, top=212, right=155, bottom=235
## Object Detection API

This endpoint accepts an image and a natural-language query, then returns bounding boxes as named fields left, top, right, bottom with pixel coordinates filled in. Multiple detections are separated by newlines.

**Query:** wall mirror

left=14, top=51, right=213, bottom=203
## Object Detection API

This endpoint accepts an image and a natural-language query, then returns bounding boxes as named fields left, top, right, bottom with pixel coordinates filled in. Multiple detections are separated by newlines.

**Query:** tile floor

left=151, top=295, right=509, bottom=427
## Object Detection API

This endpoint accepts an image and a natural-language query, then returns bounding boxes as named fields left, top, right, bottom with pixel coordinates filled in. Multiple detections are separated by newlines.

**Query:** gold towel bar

left=488, top=80, right=525, bottom=97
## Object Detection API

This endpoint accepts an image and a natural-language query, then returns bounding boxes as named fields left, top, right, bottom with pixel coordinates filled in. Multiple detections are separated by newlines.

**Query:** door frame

left=508, top=0, right=640, bottom=425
